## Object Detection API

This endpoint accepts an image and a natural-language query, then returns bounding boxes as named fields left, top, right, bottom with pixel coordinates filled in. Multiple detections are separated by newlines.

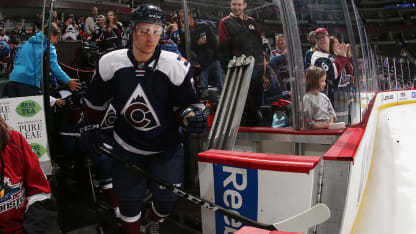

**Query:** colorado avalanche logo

left=101, top=104, right=116, bottom=130
left=338, top=67, right=351, bottom=88
left=120, top=84, right=160, bottom=131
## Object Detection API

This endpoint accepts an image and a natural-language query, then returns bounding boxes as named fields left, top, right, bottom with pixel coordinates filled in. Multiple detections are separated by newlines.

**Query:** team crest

left=248, top=24, right=255, bottom=30
left=120, top=84, right=160, bottom=131
left=101, top=104, right=117, bottom=130
left=0, top=177, right=25, bottom=214
left=338, top=68, right=351, bottom=88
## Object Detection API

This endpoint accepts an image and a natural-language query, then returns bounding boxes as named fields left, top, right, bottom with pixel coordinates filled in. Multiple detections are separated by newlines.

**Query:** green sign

left=30, top=143, right=47, bottom=158
left=15, top=100, right=42, bottom=117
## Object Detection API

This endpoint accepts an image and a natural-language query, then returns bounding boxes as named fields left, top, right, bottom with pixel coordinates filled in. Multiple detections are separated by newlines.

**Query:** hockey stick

left=97, top=145, right=330, bottom=231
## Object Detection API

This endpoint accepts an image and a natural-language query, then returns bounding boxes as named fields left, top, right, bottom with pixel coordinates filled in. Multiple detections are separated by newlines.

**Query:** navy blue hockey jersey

left=311, top=50, right=338, bottom=103
left=84, top=48, right=200, bottom=155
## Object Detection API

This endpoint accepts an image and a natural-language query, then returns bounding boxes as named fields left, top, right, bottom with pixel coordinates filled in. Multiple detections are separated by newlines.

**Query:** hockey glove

left=182, top=108, right=208, bottom=136
left=79, top=120, right=102, bottom=155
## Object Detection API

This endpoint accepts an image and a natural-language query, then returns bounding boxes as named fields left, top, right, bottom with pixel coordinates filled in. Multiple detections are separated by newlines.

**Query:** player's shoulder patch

left=155, top=50, right=191, bottom=86
left=99, top=49, right=133, bottom=81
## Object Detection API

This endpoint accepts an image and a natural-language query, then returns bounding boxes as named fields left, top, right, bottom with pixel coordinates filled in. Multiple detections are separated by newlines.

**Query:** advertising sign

left=0, top=96, right=50, bottom=173
left=213, top=164, right=258, bottom=233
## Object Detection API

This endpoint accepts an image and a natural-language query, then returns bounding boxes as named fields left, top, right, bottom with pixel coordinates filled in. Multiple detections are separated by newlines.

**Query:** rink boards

left=198, top=150, right=321, bottom=234
left=339, top=90, right=416, bottom=234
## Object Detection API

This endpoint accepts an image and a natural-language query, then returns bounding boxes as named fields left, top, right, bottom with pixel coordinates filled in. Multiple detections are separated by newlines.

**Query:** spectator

left=164, top=23, right=178, bottom=40
left=76, top=16, right=85, bottom=34
left=7, top=23, right=80, bottom=97
left=0, top=116, right=57, bottom=234
left=218, top=0, right=265, bottom=126
left=51, top=10, right=61, bottom=26
left=303, top=66, right=336, bottom=129
left=311, top=28, right=338, bottom=106
left=9, top=25, right=20, bottom=40
left=304, top=30, right=316, bottom=70
left=0, top=28, right=9, bottom=43
left=271, top=34, right=286, bottom=57
left=100, top=10, right=122, bottom=53
left=61, top=14, right=79, bottom=40
left=20, top=26, right=28, bottom=41
left=85, top=7, right=98, bottom=36
left=269, top=35, right=290, bottom=91
left=90, top=15, right=106, bottom=46
left=329, top=36, right=352, bottom=123
left=179, top=9, right=224, bottom=98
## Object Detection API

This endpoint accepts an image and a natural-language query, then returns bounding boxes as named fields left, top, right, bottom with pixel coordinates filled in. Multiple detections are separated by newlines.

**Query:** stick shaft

left=97, top=145, right=274, bottom=230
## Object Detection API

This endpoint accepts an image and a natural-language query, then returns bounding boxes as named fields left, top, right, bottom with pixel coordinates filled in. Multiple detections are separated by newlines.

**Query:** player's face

left=319, top=75, right=327, bottom=91
left=133, top=23, right=162, bottom=55
left=316, top=33, right=330, bottom=53
left=231, top=0, right=247, bottom=17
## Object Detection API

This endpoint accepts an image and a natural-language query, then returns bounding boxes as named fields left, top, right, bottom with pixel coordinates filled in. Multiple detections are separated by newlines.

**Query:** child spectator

left=303, top=66, right=336, bottom=129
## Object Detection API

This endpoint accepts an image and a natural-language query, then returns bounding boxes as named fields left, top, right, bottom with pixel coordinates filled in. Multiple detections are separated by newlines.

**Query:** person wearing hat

left=304, top=30, right=316, bottom=70
left=80, top=4, right=207, bottom=234
left=310, top=27, right=338, bottom=106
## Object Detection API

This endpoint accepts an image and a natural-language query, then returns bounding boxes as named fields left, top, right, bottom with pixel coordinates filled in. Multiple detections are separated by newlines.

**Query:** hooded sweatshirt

left=9, top=32, right=70, bottom=88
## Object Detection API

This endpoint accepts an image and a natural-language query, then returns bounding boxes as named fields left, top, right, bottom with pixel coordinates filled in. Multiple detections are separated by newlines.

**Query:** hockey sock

left=103, top=187, right=119, bottom=208
left=120, top=212, right=141, bottom=234
left=147, top=201, right=170, bottom=222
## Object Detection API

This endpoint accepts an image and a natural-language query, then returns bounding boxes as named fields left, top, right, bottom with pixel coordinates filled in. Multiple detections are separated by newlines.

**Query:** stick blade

left=273, top=203, right=331, bottom=232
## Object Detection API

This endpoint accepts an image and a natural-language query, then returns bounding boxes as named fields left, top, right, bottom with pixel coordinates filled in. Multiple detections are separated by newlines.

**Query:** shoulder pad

left=98, top=49, right=133, bottom=81
left=155, top=50, right=191, bottom=86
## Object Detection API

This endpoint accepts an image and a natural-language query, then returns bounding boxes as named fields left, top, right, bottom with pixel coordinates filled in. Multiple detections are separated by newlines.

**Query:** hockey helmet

left=131, top=4, right=166, bottom=29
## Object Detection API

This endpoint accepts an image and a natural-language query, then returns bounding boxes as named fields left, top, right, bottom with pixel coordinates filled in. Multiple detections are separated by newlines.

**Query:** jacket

left=0, top=130, right=53, bottom=234
left=9, top=32, right=70, bottom=88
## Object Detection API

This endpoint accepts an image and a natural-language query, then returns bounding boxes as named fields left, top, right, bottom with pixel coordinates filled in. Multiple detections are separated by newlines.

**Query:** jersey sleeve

left=11, top=131, right=51, bottom=209
left=49, top=45, right=70, bottom=85
left=171, top=68, right=201, bottom=108
left=84, top=59, right=115, bottom=121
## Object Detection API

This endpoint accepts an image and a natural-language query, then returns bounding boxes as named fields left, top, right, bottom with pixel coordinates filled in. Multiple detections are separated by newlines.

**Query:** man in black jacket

left=218, top=0, right=265, bottom=125
left=179, top=10, right=224, bottom=98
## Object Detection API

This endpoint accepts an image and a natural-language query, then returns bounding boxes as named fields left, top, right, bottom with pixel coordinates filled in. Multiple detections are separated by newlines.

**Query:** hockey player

left=80, top=4, right=207, bottom=234
left=0, top=116, right=57, bottom=234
